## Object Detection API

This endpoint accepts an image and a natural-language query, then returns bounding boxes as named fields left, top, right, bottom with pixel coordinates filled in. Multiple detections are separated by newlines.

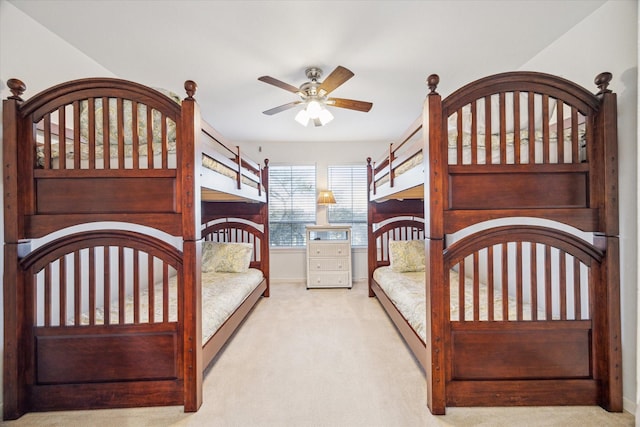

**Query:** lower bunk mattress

left=80, top=268, right=264, bottom=343
left=373, top=266, right=544, bottom=343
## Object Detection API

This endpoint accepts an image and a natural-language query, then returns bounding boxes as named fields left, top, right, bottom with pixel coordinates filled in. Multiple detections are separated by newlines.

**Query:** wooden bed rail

left=369, top=115, right=423, bottom=197
left=200, top=120, right=264, bottom=193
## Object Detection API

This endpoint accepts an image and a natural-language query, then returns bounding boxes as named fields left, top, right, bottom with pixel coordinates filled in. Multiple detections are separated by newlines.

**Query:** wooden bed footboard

left=4, top=230, right=186, bottom=417
left=439, top=225, right=620, bottom=410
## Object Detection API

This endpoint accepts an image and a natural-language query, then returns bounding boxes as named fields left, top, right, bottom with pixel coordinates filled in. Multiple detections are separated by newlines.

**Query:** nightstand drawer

left=309, top=243, right=349, bottom=257
left=308, top=272, right=351, bottom=288
left=308, top=258, right=349, bottom=272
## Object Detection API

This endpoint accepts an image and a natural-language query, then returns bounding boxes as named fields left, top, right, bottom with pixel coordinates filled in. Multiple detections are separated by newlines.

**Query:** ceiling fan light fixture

left=306, top=100, right=322, bottom=119
left=295, top=109, right=310, bottom=126
left=318, top=108, right=334, bottom=125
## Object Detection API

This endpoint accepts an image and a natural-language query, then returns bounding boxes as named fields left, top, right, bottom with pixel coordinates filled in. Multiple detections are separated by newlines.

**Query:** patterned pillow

left=389, top=239, right=425, bottom=272
left=202, top=242, right=253, bottom=273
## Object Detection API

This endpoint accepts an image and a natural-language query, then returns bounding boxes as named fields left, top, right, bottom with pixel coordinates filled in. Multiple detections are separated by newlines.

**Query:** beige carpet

left=4, top=281, right=634, bottom=427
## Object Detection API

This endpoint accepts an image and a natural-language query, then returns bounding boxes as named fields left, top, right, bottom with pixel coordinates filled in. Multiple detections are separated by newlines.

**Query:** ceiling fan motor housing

left=305, top=67, right=323, bottom=82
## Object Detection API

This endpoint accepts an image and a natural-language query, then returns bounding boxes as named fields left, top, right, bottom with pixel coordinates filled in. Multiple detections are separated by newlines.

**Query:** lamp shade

left=317, top=190, right=336, bottom=205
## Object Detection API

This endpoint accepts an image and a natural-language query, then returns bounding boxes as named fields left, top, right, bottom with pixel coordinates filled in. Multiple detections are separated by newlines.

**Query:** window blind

left=268, top=165, right=316, bottom=247
left=328, top=165, right=368, bottom=246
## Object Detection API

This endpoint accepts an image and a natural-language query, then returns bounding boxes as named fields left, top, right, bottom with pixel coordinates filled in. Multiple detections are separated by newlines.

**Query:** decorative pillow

left=202, top=242, right=253, bottom=273
left=389, top=239, right=425, bottom=272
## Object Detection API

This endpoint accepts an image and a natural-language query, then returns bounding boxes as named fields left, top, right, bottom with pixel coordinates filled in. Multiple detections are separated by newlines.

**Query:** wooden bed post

left=423, top=74, right=446, bottom=415
left=366, top=157, right=376, bottom=297
left=261, top=159, right=270, bottom=297
left=3, top=79, right=27, bottom=420
left=592, top=72, right=622, bottom=411
left=3, top=244, right=28, bottom=420
left=3, top=79, right=26, bottom=243
left=180, top=80, right=203, bottom=412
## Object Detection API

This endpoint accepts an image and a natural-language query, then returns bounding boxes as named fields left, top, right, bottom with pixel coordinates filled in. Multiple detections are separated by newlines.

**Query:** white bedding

left=79, top=268, right=264, bottom=343
left=373, top=266, right=543, bottom=343
left=374, top=127, right=586, bottom=189
left=37, top=139, right=256, bottom=181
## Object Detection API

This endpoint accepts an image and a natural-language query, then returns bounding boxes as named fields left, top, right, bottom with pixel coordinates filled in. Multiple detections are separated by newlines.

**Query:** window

left=268, top=165, right=316, bottom=247
left=327, top=165, right=368, bottom=246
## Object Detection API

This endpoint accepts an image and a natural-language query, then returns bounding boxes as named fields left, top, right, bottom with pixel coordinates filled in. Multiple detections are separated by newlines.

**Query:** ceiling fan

left=258, top=66, right=373, bottom=127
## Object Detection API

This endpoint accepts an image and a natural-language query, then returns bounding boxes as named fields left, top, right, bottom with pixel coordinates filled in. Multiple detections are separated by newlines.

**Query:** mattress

left=373, top=266, right=545, bottom=343
left=34, top=92, right=260, bottom=189
left=77, top=267, right=264, bottom=343
left=36, top=140, right=258, bottom=189
left=374, top=127, right=586, bottom=188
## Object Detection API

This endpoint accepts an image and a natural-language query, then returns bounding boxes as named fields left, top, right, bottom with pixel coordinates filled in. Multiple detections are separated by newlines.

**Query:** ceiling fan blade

left=258, top=76, right=301, bottom=94
left=262, top=101, right=302, bottom=115
left=318, top=66, right=354, bottom=96
left=327, top=98, right=373, bottom=112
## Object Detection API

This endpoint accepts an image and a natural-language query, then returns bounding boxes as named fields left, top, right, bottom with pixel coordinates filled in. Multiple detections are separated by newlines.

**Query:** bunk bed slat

left=487, top=246, right=494, bottom=321
left=89, top=248, right=96, bottom=325
left=73, top=101, right=81, bottom=170
left=43, top=113, right=52, bottom=169
left=513, top=91, right=521, bottom=164
left=531, top=243, right=538, bottom=321
left=102, top=97, right=110, bottom=169
left=557, top=99, right=565, bottom=163
left=146, top=106, right=153, bottom=168
left=88, top=98, right=96, bottom=169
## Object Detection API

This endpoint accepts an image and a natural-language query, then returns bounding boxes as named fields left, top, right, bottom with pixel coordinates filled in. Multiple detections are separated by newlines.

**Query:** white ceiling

left=9, top=0, right=606, bottom=144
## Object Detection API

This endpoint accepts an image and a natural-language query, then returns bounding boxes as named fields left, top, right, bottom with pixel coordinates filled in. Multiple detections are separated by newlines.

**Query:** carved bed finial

left=367, top=157, right=372, bottom=165
left=427, top=74, right=440, bottom=94
left=7, top=78, right=26, bottom=101
left=594, top=72, right=612, bottom=95
left=184, top=80, right=197, bottom=99
left=264, top=158, right=269, bottom=167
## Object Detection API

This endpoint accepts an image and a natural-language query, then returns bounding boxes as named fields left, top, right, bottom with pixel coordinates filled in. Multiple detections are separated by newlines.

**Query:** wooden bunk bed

left=367, top=71, right=621, bottom=414
left=3, top=77, right=270, bottom=419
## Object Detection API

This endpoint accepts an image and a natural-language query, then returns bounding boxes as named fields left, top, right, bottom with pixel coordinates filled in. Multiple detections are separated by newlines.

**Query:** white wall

left=0, top=0, right=118, bottom=411
left=240, top=139, right=390, bottom=283
left=515, top=0, right=639, bottom=414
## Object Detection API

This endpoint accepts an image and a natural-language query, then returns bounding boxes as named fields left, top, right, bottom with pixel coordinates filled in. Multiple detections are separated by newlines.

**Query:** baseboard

left=623, top=396, right=636, bottom=415
left=271, top=278, right=368, bottom=285
left=270, top=278, right=305, bottom=285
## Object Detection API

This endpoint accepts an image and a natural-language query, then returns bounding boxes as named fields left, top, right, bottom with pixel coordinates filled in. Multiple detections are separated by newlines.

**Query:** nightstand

left=306, top=225, right=352, bottom=289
